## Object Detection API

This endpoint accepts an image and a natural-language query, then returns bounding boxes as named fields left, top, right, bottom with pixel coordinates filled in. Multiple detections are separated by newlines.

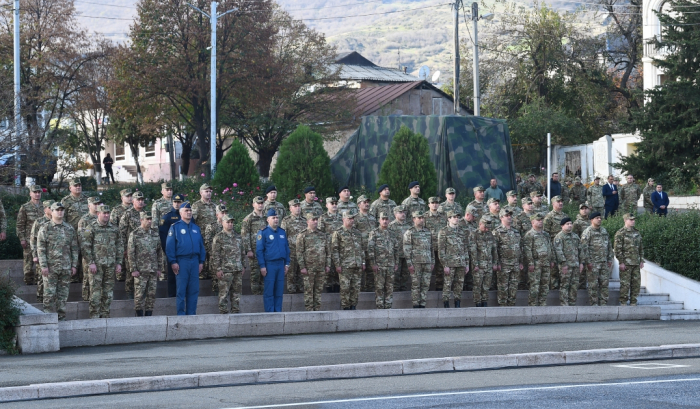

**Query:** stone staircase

left=637, top=286, right=700, bottom=320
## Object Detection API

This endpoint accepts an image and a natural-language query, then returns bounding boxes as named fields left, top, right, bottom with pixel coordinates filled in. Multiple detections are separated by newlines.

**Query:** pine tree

left=378, top=126, right=438, bottom=199
left=619, top=0, right=700, bottom=185
left=271, top=125, right=335, bottom=202
left=212, top=139, right=259, bottom=192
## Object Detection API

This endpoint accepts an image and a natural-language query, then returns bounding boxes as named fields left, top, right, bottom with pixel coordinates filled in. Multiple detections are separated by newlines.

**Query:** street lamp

left=471, top=2, right=493, bottom=117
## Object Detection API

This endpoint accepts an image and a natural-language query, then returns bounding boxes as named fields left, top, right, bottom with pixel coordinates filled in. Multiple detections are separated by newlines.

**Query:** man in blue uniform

left=160, top=194, right=184, bottom=297
left=256, top=209, right=290, bottom=312
left=166, top=201, right=206, bottom=315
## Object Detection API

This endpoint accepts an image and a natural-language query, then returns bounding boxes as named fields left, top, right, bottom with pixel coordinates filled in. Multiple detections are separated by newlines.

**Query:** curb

left=2, top=343, right=700, bottom=402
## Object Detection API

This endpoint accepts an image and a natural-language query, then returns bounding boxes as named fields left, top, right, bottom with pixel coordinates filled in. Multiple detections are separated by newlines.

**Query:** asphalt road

left=4, top=358, right=700, bottom=408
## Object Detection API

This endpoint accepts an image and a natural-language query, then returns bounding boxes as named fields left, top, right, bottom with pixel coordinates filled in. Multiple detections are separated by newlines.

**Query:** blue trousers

left=263, top=260, right=285, bottom=312
left=176, top=257, right=200, bottom=315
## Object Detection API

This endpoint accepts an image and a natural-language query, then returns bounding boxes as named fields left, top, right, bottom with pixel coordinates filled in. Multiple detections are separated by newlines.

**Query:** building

left=332, top=51, right=421, bottom=88
left=642, top=0, right=669, bottom=92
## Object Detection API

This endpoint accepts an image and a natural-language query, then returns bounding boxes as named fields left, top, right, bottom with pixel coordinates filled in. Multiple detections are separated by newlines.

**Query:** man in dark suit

left=651, top=184, right=670, bottom=216
left=602, top=175, right=619, bottom=219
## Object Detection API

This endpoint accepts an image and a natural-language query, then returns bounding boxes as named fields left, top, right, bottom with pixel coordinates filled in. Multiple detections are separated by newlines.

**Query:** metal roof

left=332, top=63, right=420, bottom=83
left=352, top=81, right=472, bottom=117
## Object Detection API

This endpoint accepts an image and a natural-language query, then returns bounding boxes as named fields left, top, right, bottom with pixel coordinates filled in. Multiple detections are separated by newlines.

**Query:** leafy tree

left=212, top=139, right=259, bottom=193
left=618, top=0, right=700, bottom=185
left=378, top=126, right=438, bottom=199
left=270, top=125, right=334, bottom=201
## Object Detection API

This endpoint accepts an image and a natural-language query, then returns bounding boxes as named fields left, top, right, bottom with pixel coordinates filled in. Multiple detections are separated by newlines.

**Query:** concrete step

left=660, top=309, right=700, bottom=321
left=636, top=294, right=670, bottom=303
left=639, top=301, right=685, bottom=310
left=640, top=286, right=648, bottom=294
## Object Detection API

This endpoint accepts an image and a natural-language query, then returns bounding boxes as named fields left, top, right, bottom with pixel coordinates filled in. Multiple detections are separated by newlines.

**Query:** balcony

left=645, top=36, right=670, bottom=58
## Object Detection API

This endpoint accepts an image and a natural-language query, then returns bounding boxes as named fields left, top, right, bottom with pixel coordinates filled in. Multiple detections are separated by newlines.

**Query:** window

left=145, top=141, right=156, bottom=157
left=658, top=74, right=668, bottom=86
left=115, top=143, right=125, bottom=161
left=565, top=151, right=582, bottom=178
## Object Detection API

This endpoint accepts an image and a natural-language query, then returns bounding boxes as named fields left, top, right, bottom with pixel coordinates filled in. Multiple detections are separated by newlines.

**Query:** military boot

left=350, top=305, right=356, bottom=310
left=444, top=301, right=450, bottom=308
left=413, top=305, right=420, bottom=308
left=136, top=310, right=144, bottom=317
left=455, top=300, right=461, bottom=308
left=482, top=301, right=488, bottom=307
left=343, top=307, right=351, bottom=310
left=145, top=311, right=153, bottom=316
left=125, top=291, right=134, bottom=300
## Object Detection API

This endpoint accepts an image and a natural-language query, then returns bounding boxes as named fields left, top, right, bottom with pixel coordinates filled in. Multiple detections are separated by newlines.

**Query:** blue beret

left=377, top=184, right=389, bottom=193
left=304, top=186, right=315, bottom=194
left=180, top=201, right=191, bottom=209
left=338, top=186, right=349, bottom=195
left=408, top=181, right=420, bottom=189
left=265, top=185, right=276, bottom=194
left=266, top=209, right=277, bottom=217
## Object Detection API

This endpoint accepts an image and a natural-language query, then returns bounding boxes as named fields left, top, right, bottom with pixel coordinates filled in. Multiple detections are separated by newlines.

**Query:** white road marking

left=224, top=377, right=700, bottom=409
left=613, top=363, right=691, bottom=369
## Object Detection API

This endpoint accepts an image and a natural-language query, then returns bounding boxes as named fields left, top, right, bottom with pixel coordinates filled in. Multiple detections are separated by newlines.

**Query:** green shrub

left=271, top=125, right=335, bottom=203
left=0, top=273, right=20, bottom=354
left=377, top=126, right=438, bottom=200
left=212, top=139, right=259, bottom=195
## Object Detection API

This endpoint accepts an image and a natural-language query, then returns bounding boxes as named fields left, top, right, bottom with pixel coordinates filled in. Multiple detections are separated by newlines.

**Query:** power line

left=302, top=2, right=450, bottom=20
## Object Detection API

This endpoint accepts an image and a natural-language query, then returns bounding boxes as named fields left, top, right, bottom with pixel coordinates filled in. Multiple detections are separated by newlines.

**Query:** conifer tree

left=212, top=139, right=259, bottom=192
left=378, top=126, right=438, bottom=199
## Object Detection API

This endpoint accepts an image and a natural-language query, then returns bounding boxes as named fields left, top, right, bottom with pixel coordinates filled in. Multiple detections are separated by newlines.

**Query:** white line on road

left=613, top=363, right=691, bottom=369
left=225, top=377, right=700, bottom=409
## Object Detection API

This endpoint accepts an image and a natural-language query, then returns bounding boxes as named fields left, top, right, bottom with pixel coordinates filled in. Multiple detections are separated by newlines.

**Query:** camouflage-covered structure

left=330, top=116, right=515, bottom=196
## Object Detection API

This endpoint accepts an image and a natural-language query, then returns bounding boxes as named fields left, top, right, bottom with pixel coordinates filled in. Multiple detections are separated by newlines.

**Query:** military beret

left=465, top=205, right=478, bottom=216
left=379, top=212, right=390, bottom=219
left=590, top=211, right=602, bottom=219
left=216, top=204, right=227, bottom=213
left=69, top=178, right=82, bottom=186
left=120, top=188, right=133, bottom=197
left=487, top=198, right=500, bottom=205
left=253, top=196, right=265, bottom=204
left=43, top=199, right=56, bottom=208
left=623, top=213, right=636, bottom=220
left=29, top=185, right=42, bottom=193
left=305, top=212, right=319, bottom=220
left=521, top=197, right=533, bottom=205
left=506, top=190, right=517, bottom=197
left=579, top=203, right=589, bottom=209
left=97, top=204, right=111, bottom=213
left=50, top=202, right=65, bottom=211
left=473, top=185, right=485, bottom=193
left=393, top=205, right=405, bottom=213
left=560, top=217, right=572, bottom=225
left=288, top=199, right=301, bottom=206
left=338, top=186, right=350, bottom=195
left=88, top=197, right=102, bottom=205
left=479, top=215, right=492, bottom=225
left=326, top=197, right=338, bottom=204
left=304, top=186, right=315, bottom=194
left=356, top=195, right=369, bottom=204
left=499, top=209, right=512, bottom=217
left=161, top=182, right=172, bottom=189
left=377, top=184, right=389, bottom=193
left=180, top=202, right=192, bottom=209
left=574, top=176, right=581, bottom=182
left=265, top=185, right=277, bottom=194
left=428, top=196, right=440, bottom=203
left=266, top=209, right=278, bottom=217
left=140, top=211, right=152, bottom=219
left=173, top=194, right=185, bottom=202
left=445, top=187, right=456, bottom=194
left=530, top=191, right=542, bottom=198
left=412, top=211, right=425, bottom=218
left=446, top=210, right=461, bottom=218
left=408, top=181, right=420, bottom=190
left=199, top=183, right=212, bottom=191
left=132, top=191, right=145, bottom=199
left=342, top=210, right=356, bottom=219
left=222, top=214, right=235, bottom=222
left=552, top=195, right=563, bottom=202
left=529, top=213, right=545, bottom=221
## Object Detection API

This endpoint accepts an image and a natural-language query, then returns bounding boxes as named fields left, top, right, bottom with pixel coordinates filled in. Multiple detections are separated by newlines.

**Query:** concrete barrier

left=642, top=259, right=700, bottom=312
left=12, top=297, right=60, bottom=354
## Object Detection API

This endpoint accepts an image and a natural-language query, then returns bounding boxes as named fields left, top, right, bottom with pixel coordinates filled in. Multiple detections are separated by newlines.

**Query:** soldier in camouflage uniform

left=62, top=178, right=89, bottom=285
left=401, top=181, right=426, bottom=216
left=403, top=211, right=433, bottom=308
left=192, top=183, right=216, bottom=281
left=17, top=185, right=43, bottom=287
left=300, top=186, right=324, bottom=218
left=543, top=195, right=567, bottom=290
left=438, top=211, right=469, bottom=308
left=204, top=204, right=227, bottom=293
left=337, top=186, right=359, bottom=214
left=120, top=191, right=147, bottom=299
left=151, top=183, right=173, bottom=229
left=503, top=190, right=522, bottom=217
left=77, top=197, right=103, bottom=301
left=368, top=212, right=398, bottom=309
left=493, top=209, right=522, bottom=306
left=458, top=206, right=479, bottom=292
left=568, top=177, right=587, bottom=206
left=212, top=214, right=246, bottom=314
left=619, top=175, right=642, bottom=215
left=425, top=197, right=446, bottom=291
left=354, top=195, right=377, bottom=292
left=111, top=189, right=133, bottom=227
left=467, top=186, right=487, bottom=220
left=586, top=176, right=605, bottom=215
left=516, top=198, right=536, bottom=290
left=486, top=198, right=502, bottom=229
left=580, top=212, right=614, bottom=306
left=241, top=196, right=268, bottom=295
left=522, top=214, right=554, bottom=306
left=319, top=197, right=343, bottom=292
left=572, top=203, right=591, bottom=290
left=281, top=199, right=307, bottom=294
left=37, top=202, right=79, bottom=320
left=438, top=187, right=463, bottom=216
left=82, top=205, right=123, bottom=318
left=614, top=213, right=645, bottom=306
left=297, top=213, right=331, bottom=311
left=30, top=200, right=55, bottom=303
left=520, top=174, right=539, bottom=200
left=389, top=205, right=411, bottom=292
left=369, top=184, right=397, bottom=222
left=263, top=185, right=286, bottom=220
left=472, top=216, right=498, bottom=307
left=127, top=212, right=162, bottom=316
left=332, top=211, right=366, bottom=310
left=530, top=191, right=549, bottom=214
left=553, top=218, right=584, bottom=306
left=642, top=178, right=655, bottom=214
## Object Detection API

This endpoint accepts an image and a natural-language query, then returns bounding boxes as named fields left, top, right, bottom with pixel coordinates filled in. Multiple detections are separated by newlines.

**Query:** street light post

left=470, top=2, right=493, bottom=117
left=13, top=0, right=20, bottom=186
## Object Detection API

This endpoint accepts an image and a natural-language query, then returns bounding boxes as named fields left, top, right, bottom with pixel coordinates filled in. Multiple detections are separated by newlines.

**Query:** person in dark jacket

left=256, top=209, right=290, bottom=312
left=602, top=175, right=619, bottom=219
left=651, top=184, right=670, bottom=216
left=548, top=173, right=563, bottom=199
left=102, top=154, right=115, bottom=184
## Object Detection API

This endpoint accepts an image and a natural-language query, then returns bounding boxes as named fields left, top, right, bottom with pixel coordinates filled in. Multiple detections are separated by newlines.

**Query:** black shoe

left=145, top=310, right=153, bottom=316
left=343, top=307, right=351, bottom=310
left=444, top=301, right=450, bottom=308
left=135, top=310, right=144, bottom=317
left=483, top=302, right=488, bottom=307
left=350, top=305, right=356, bottom=310
left=455, top=300, right=461, bottom=308
left=413, top=305, right=420, bottom=308
left=421, top=305, right=426, bottom=308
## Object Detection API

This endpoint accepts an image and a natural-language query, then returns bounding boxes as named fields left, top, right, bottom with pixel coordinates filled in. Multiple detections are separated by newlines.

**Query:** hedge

left=0, top=273, right=20, bottom=354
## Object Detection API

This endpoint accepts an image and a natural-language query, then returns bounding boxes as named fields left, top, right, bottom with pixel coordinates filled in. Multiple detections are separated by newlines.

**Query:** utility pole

left=453, top=0, right=460, bottom=115
left=13, top=0, right=21, bottom=186
left=186, top=1, right=236, bottom=178
left=472, top=1, right=480, bottom=117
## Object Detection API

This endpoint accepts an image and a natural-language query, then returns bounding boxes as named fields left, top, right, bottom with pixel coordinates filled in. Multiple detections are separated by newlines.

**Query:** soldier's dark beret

left=304, top=186, right=315, bottom=194
left=338, top=186, right=349, bottom=195
left=408, top=181, right=419, bottom=189
left=590, top=212, right=602, bottom=219
left=265, top=185, right=276, bottom=194
left=377, top=184, right=389, bottom=193
left=560, top=217, right=572, bottom=226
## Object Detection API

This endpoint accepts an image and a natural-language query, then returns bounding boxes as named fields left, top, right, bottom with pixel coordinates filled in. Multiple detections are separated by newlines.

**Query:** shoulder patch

left=257, top=234, right=262, bottom=240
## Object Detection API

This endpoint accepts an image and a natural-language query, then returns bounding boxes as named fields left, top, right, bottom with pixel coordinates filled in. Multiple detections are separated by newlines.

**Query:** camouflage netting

left=330, top=115, right=516, bottom=196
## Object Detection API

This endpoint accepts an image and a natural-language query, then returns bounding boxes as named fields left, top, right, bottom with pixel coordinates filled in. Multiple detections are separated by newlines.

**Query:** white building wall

left=551, top=133, right=640, bottom=183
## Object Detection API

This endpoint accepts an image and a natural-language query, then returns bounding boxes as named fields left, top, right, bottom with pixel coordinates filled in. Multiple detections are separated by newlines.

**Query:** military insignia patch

left=257, top=234, right=262, bottom=240
left=269, top=234, right=274, bottom=240
left=168, top=231, right=173, bottom=236
left=181, top=229, right=186, bottom=234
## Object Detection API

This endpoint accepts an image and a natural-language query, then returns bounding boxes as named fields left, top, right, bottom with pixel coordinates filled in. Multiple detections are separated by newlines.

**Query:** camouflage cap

left=43, top=199, right=56, bottom=208
left=521, top=197, right=533, bottom=205
left=445, top=187, right=456, bottom=194
left=222, top=214, right=235, bottom=222
left=216, top=204, right=227, bottom=213
left=120, top=188, right=133, bottom=197
left=473, top=185, right=485, bottom=193
left=446, top=210, right=461, bottom=218
left=479, top=215, right=492, bottom=225
left=253, top=196, right=265, bottom=204
left=342, top=210, right=357, bottom=219
left=50, top=202, right=65, bottom=211
left=529, top=213, right=545, bottom=221
left=465, top=205, right=478, bottom=216
left=530, top=191, right=542, bottom=198
left=648, top=178, right=655, bottom=183
left=87, top=197, right=103, bottom=205
left=614, top=177, right=621, bottom=181
left=499, top=209, right=513, bottom=217
left=69, top=178, right=82, bottom=186
left=506, top=190, right=517, bottom=197
left=97, top=204, right=111, bottom=213
left=579, top=203, right=589, bottom=209
left=200, top=183, right=213, bottom=191
left=486, top=198, right=500, bottom=205
left=305, top=212, right=319, bottom=220
left=594, top=176, right=601, bottom=180
left=393, top=205, right=405, bottom=214
left=428, top=196, right=440, bottom=203
left=574, top=176, right=582, bottom=182
left=173, top=194, right=185, bottom=202
left=379, top=212, right=390, bottom=219
left=528, top=174, right=536, bottom=178
left=356, top=195, right=369, bottom=204
left=412, top=211, right=425, bottom=218
left=29, top=185, right=42, bottom=193
left=132, top=191, right=145, bottom=199
left=288, top=199, right=301, bottom=207
left=552, top=195, right=563, bottom=202
left=326, top=197, right=338, bottom=204
left=623, top=213, right=636, bottom=220
left=161, top=182, right=173, bottom=189
left=140, top=211, right=152, bottom=219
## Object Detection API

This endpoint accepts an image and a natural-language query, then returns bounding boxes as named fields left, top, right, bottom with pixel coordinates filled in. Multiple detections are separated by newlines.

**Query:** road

left=3, top=320, right=700, bottom=388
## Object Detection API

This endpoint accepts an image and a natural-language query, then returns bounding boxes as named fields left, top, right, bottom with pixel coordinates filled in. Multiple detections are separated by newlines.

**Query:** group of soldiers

left=13, top=175, right=646, bottom=320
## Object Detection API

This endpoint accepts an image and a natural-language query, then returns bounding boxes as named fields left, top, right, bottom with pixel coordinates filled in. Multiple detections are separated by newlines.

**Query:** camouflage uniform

left=77, top=212, right=98, bottom=301
left=503, top=204, right=522, bottom=218
left=619, top=183, right=642, bottom=215
left=354, top=210, right=377, bottom=291
left=369, top=198, right=397, bottom=222
left=192, top=199, right=216, bottom=280
left=83, top=213, right=124, bottom=318
left=569, top=183, right=587, bottom=206
left=438, top=201, right=463, bottom=216
left=438, top=223, right=469, bottom=304
left=204, top=219, right=224, bottom=291
left=300, top=200, right=324, bottom=218
left=30, top=212, right=52, bottom=303
left=297, top=226, right=331, bottom=311
left=281, top=210, right=307, bottom=293
left=401, top=196, right=426, bottom=216
left=319, top=210, right=343, bottom=289
left=110, top=203, right=132, bottom=228
left=212, top=226, right=246, bottom=314
left=457, top=217, right=478, bottom=292
left=543, top=208, right=568, bottom=290
left=119, top=206, right=144, bottom=296
left=572, top=213, right=591, bottom=288
left=151, top=196, right=173, bottom=229
left=580, top=225, right=614, bottom=306
left=425, top=210, right=447, bottom=290
left=337, top=200, right=358, bottom=215
left=127, top=223, right=162, bottom=315
left=62, top=193, right=88, bottom=284
left=614, top=224, right=644, bottom=306
left=466, top=200, right=487, bottom=220
left=37, top=218, right=79, bottom=320
left=241, top=210, right=268, bottom=295
left=587, top=184, right=605, bottom=215
left=403, top=222, right=433, bottom=307
left=16, top=199, right=43, bottom=286
left=553, top=230, right=583, bottom=306
left=522, top=226, right=553, bottom=306
left=521, top=181, right=540, bottom=199
left=642, top=184, right=655, bottom=214
left=472, top=224, right=497, bottom=305
left=368, top=225, right=398, bottom=309
left=388, top=210, right=411, bottom=292
left=493, top=222, right=522, bottom=306
left=263, top=200, right=286, bottom=221
left=332, top=225, right=366, bottom=309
